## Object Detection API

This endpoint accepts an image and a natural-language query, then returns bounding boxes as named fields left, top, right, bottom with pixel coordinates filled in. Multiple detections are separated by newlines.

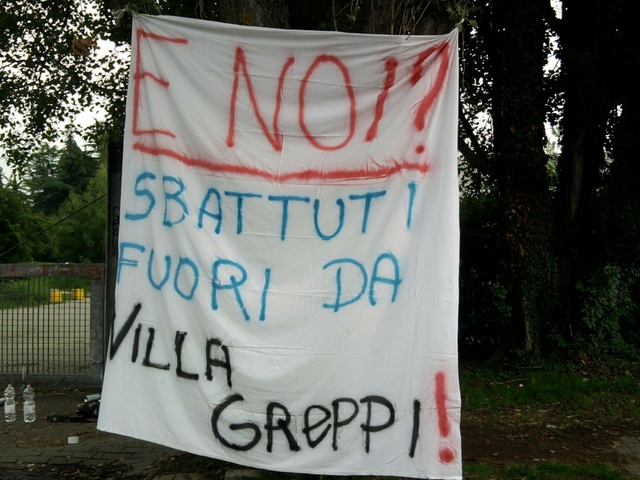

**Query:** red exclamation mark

left=435, top=371, right=455, bottom=463
left=410, top=42, right=450, bottom=132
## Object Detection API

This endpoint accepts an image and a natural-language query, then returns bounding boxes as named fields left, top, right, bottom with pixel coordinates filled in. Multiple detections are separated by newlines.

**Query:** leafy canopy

left=0, top=0, right=128, bottom=167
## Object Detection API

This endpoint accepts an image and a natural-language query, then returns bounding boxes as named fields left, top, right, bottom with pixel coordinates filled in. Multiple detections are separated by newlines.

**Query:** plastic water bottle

left=4, top=384, right=16, bottom=422
left=23, top=385, right=35, bottom=423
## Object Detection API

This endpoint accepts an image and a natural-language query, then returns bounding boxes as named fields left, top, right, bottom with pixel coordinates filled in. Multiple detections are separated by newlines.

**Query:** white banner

left=99, top=14, right=461, bottom=479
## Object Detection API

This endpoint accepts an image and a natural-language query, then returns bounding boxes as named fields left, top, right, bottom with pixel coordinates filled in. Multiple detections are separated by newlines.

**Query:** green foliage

left=24, top=144, right=72, bottom=216
left=576, top=265, right=639, bottom=357
left=22, top=137, right=100, bottom=216
left=0, top=278, right=49, bottom=308
left=456, top=0, right=640, bottom=361
left=0, top=183, right=54, bottom=263
left=459, top=192, right=511, bottom=357
left=0, top=0, right=129, bottom=165
left=58, top=136, right=101, bottom=194
left=53, top=162, right=107, bottom=263
left=0, top=276, right=92, bottom=309
left=447, top=3, right=479, bottom=31
left=1, top=136, right=105, bottom=264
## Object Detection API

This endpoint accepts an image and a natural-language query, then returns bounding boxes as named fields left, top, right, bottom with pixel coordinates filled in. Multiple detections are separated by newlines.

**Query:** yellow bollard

left=71, top=288, right=85, bottom=301
left=49, top=289, right=63, bottom=303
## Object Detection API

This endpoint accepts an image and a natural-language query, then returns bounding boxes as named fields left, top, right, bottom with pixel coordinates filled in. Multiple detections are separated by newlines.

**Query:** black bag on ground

left=76, top=399, right=100, bottom=418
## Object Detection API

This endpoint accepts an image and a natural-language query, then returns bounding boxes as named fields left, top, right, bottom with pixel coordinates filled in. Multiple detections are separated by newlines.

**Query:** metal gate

left=0, top=264, right=105, bottom=386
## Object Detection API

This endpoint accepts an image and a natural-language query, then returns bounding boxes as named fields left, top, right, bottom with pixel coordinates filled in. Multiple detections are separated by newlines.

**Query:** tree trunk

left=354, top=0, right=457, bottom=35
left=555, top=0, right=609, bottom=344
left=218, top=0, right=289, bottom=28
left=490, top=0, right=551, bottom=353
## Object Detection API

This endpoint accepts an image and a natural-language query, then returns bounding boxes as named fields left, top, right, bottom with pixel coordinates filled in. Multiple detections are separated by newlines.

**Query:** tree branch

left=458, top=136, right=489, bottom=172
left=458, top=105, right=490, bottom=173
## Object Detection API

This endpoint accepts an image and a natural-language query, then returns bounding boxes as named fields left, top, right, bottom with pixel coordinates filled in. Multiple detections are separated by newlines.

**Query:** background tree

left=453, top=0, right=555, bottom=357
left=552, top=0, right=640, bottom=356
left=475, top=0, right=552, bottom=354
left=1, top=0, right=637, bottom=360
left=0, top=183, right=53, bottom=263
left=23, top=137, right=99, bottom=216
left=0, top=0, right=128, bottom=165
left=58, top=136, right=101, bottom=195
left=53, top=161, right=107, bottom=263
left=23, top=144, right=71, bottom=216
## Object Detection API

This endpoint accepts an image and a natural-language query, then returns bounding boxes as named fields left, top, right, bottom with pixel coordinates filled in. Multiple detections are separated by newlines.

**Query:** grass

left=153, top=454, right=630, bottom=480
left=459, top=361, right=640, bottom=428
left=464, top=462, right=629, bottom=479
left=0, top=276, right=92, bottom=308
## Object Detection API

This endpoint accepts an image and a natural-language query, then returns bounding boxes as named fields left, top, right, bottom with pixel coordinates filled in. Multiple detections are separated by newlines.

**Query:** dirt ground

left=1, top=388, right=635, bottom=477
left=0, top=388, right=111, bottom=450
left=462, top=409, right=632, bottom=467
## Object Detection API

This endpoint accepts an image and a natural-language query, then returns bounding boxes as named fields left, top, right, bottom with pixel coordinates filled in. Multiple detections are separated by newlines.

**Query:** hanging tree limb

left=458, top=105, right=490, bottom=173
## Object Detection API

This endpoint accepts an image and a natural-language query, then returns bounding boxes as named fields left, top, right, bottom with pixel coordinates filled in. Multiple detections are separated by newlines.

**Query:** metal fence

left=0, top=264, right=105, bottom=386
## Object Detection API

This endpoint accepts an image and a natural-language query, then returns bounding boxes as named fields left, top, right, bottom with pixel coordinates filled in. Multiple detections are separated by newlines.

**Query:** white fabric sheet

left=98, top=14, right=461, bottom=479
